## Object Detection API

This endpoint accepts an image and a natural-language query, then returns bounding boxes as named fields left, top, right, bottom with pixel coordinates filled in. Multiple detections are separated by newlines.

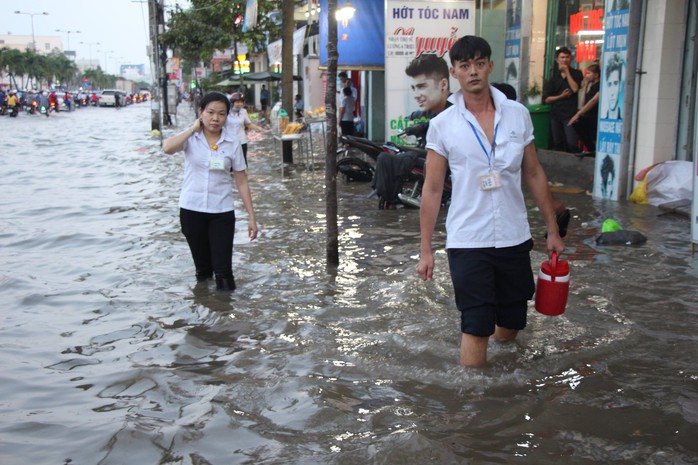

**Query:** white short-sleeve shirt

left=225, top=108, right=252, bottom=145
left=179, top=127, right=246, bottom=213
left=426, top=86, right=535, bottom=249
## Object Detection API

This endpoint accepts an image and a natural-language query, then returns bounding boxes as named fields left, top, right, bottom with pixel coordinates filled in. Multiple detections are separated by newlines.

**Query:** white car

left=99, top=89, right=126, bottom=107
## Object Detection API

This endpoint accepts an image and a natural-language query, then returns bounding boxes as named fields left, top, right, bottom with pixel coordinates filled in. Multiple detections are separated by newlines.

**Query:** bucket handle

left=549, top=252, right=558, bottom=282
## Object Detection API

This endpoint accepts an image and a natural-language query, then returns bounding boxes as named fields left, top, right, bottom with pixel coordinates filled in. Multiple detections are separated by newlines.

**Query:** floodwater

left=1, top=102, right=697, bottom=465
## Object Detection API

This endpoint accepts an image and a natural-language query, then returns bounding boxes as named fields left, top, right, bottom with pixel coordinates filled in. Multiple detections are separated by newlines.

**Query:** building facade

left=479, top=0, right=696, bottom=201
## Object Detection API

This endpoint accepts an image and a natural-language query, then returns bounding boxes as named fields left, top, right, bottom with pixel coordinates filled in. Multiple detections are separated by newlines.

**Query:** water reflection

left=0, top=103, right=697, bottom=463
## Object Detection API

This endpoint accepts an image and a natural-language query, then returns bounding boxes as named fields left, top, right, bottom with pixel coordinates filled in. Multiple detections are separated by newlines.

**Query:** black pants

left=340, top=120, right=354, bottom=137
left=550, top=115, right=580, bottom=153
left=573, top=116, right=597, bottom=152
left=180, top=208, right=236, bottom=279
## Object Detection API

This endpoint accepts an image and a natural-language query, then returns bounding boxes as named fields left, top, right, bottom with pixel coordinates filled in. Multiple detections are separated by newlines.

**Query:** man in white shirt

left=417, top=35, right=565, bottom=367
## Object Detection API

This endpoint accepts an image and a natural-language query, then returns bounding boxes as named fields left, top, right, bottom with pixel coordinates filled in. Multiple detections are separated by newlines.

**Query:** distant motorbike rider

left=49, top=90, right=59, bottom=112
left=39, top=91, right=50, bottom=115
left=63, top=92, right=72, bottom=111
left=7, top=91, right=19, bottom=117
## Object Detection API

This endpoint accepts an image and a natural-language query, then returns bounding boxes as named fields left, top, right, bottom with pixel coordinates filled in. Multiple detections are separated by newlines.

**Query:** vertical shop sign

left=385, top=0, right=475, bottom=143
left=593, top=1, right=630, bottom=200
left=504, top=0, right=522, bottom=97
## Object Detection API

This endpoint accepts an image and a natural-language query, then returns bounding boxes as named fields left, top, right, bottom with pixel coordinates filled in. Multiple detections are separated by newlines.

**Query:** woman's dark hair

left=199, top=91, right=230, bottom=113
left=449, top=36, right=492, bottom=65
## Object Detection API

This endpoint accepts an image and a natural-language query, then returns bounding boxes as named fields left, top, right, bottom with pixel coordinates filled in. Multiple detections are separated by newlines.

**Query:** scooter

left=336, top=123, right=428, bottom=183
left=373, top=122, right=452, bottom=209
left=9, top=104, right=19, bottom=117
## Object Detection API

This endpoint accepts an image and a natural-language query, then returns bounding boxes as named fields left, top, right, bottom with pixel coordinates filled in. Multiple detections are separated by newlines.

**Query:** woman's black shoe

left=196, top=270, right=213, bottom=281
left=215, top=276, right=236, bottom=291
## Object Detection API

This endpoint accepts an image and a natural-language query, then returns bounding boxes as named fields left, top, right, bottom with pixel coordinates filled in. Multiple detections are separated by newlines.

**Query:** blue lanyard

left=467, top=121, right=498, bottom=169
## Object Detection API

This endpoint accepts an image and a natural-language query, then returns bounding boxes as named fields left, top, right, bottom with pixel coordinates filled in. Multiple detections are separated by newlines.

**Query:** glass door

left=676, top=0, right=697, bottom=161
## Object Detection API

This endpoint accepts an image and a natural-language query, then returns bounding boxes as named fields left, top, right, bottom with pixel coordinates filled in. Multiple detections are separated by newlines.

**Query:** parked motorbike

left=336, top=125, right=427, bottom=184
left=336, top=135, right=390, bottom=183
left=374, top=122, right=452, bottom=210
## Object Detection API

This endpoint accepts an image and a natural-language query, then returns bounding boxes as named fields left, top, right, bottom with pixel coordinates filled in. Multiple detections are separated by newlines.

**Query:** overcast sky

left=1, top=0, right=190, bottom=74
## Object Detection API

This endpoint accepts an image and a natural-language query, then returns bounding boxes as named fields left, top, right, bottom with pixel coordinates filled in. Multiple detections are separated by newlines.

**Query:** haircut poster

left=593, top=0, right=630, bottom=200
left=385, top=0, right=475, bottom=143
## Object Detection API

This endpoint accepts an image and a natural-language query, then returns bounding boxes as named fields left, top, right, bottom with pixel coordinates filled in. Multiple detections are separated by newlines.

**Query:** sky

left=0, top=0, right=189, bottom=74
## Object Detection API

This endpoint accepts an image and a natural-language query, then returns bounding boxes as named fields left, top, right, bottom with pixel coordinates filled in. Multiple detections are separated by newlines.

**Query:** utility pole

left=158, top=1, right=172, bottom=127
left=326, top=0, right=339, bottom=267
left=148, top=0, right=162, bottom=137
left=281, top=0, right=295, bottom=163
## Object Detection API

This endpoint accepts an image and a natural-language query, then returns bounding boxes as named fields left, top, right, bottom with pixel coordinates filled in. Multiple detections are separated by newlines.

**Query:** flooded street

left=1, top=103, right=698, bottom=464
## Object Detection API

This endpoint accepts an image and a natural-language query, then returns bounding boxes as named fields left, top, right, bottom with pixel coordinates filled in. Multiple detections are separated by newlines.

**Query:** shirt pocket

left=495, top=140, right=525, bottom=173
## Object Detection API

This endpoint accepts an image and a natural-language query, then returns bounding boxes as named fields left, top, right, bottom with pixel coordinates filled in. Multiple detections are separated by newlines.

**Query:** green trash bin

left=526, top=104, right=551, bottom=149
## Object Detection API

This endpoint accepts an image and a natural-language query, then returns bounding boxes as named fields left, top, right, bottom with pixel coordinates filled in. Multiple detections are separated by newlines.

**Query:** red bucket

left=535, top=252, right=570, bottom=316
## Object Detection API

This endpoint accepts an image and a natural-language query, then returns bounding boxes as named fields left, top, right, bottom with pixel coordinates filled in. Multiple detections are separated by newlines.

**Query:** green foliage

left=0, top=47, right=79, bottom=89
left=523, top=81, right=542, bottom=98
left=160, top=0, right=282, bottom=64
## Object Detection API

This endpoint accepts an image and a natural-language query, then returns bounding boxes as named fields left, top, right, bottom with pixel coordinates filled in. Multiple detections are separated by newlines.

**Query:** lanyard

left=467, top=121, right=498, bottom=169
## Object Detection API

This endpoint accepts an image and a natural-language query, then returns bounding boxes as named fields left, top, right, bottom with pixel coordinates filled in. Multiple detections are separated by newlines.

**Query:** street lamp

left=13, top=10, right=49, bottom=52
left=335, top=0, right=355, bottom=28
left=80, top=41, right=101, bottom=68
left=56, top=29, right=81, bottom=51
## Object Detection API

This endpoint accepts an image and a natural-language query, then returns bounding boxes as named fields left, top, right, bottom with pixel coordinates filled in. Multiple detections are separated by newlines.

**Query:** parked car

left=99, top=89, right=127, bottom=107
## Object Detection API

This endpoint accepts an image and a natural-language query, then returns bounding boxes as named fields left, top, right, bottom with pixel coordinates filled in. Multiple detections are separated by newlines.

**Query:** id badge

left=479, top=172, right=501, bottom=191
left=209, top=157, right=225, bottom=171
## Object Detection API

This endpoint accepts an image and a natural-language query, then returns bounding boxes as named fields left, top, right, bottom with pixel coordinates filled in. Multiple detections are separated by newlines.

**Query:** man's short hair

left=338, top=71, right=348, bottom=79
left=405, top=54, right=449, bottom=82
left=449, top=36, right=492, bottom=65
left=605, top=54, right=624, bottom=81
left=555, top=46, right=572, bottom=58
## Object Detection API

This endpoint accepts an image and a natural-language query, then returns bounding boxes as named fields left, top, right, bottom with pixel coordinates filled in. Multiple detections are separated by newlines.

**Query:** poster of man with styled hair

left=384, top=1, right=476, bottom=143
left=594, top=0, right=630, bottom=200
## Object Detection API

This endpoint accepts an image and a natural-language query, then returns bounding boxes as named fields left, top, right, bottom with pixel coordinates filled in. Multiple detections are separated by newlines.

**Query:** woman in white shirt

left=163, top=91, right=259, bottom=291
left=225, top=92, right=265, bottom=166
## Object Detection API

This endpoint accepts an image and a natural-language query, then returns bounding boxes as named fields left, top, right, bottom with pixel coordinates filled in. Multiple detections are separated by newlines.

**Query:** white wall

left=633, top=0, right=687, bottom=174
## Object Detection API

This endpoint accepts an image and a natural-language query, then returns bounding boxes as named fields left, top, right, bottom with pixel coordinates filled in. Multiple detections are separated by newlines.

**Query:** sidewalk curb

left=538, top=149, right=595, bottom=193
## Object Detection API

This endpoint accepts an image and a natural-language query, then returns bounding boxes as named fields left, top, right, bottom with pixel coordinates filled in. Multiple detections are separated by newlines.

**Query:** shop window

left=545, top=0, right=605, bottom=79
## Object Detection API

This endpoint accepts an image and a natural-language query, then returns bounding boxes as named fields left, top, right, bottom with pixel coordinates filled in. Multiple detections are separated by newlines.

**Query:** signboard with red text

left=385, top=0, right=475, bottom=143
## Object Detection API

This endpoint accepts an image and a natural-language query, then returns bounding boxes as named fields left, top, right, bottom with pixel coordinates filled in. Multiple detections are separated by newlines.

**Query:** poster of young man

left=594, top=1, right=630, bottom=200
left=385, top=0, right=476, bottom=143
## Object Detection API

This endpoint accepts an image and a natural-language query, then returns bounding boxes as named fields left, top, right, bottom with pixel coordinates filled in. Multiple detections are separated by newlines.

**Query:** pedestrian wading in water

left=417, top=36, right=565, bottom=367
left=163, top=91, right=259, bottom=291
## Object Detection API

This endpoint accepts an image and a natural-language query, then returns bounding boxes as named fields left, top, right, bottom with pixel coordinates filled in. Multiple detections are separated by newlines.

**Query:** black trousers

left=180, top=208, right=236, bottom=279
left=550, top=115, right=580, bottom=153
left=340, top=120, right=354, bottom=136
left=573, top=116, right=597, bottom=152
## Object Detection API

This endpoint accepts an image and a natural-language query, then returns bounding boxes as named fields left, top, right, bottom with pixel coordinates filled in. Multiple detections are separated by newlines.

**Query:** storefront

left=475, top=0, right=696, bottom=202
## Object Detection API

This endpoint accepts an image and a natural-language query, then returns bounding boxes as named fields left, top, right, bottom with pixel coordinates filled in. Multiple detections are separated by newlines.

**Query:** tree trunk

left=281, top=0, right=295, bottom=163
left=325, top=0, right=339, bottom=268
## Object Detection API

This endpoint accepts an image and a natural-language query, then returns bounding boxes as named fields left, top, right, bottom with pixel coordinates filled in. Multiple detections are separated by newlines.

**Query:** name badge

left=479, top=172, right=501, bottom=191
left=209, top=157, right=225, bottom=171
